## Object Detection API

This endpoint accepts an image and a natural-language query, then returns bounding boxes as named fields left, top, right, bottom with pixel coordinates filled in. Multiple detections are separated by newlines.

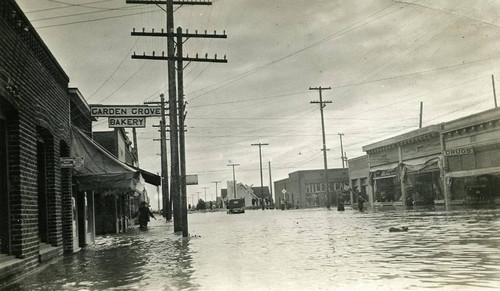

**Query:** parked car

left=227, top=198, right=245, bottom=214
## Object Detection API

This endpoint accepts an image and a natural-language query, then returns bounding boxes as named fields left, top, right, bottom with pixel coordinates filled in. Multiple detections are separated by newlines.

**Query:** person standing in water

left=137, top=202, right=156, bottom=229
left=357, top=193, right=365, bottom=212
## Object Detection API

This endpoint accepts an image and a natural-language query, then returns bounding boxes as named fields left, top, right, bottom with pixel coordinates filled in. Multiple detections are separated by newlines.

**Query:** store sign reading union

left=444, top=147, right=474, bottom=156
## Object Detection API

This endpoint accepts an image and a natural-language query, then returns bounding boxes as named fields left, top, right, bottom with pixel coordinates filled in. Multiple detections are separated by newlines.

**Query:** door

left=37, top=140, right=49, bottom=243
left=0, top=118, right=10, bottom=254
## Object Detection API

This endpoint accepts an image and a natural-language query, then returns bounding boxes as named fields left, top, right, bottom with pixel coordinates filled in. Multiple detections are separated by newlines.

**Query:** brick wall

left=0, top=0, right=73, bottom=283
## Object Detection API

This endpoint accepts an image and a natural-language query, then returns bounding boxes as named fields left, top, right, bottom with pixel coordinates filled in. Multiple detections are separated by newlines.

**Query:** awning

left=402, top=155, right=441, bottom=172
left=369, top=162, right=400, bottom=172
left=71, top=126, right=145, bottom=192
left=132, top=166, right=161, bottom=186
left=446, top=166, right=500, bottom=178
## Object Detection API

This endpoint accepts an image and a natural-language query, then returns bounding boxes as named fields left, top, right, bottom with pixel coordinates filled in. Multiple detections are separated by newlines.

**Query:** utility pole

left=128, top=0, right=226, bottom=236
left=338, top=133, right=345, bottom=168
left=419, top=101, right=423, bottom=128
left=492, top=75, right=498, bottom=108
left=212, top=181, right=221, bottom=205
left=310, top=86, right=332, bottom=209
left=156, top=177, right=160, bottom=212
left=227, top=163, right=240, bottom=198
left=268, top=161, right=273, bottom=205
left=251, top=143, right=269, bottom=210
left=202, top=187, right=209, bottom=201
left=146, top=94, right=170, bottom=220
left=132, top=128, right=139, bottom=167
left=175, top=26, right=225, bottom=236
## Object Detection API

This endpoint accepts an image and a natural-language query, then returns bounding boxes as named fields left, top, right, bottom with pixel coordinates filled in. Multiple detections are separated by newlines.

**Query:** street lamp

left=227, top=163, right=240, bottom=198
left=251, top=143, right=269, bottom=210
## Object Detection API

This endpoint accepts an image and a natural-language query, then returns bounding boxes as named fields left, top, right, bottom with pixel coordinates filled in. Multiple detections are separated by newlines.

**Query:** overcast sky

left=17, top=0, right=500, bottom=208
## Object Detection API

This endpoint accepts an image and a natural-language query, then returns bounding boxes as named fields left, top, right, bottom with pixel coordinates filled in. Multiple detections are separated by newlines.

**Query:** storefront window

left=451, top=174, right=500, bottom=203
left=375, top=176, right=401, bottom=202
left=407, top=171, right=444, bottom=205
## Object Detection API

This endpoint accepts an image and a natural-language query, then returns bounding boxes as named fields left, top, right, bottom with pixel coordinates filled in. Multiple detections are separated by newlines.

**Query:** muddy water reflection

left=10, top=209, right=500, bottom=290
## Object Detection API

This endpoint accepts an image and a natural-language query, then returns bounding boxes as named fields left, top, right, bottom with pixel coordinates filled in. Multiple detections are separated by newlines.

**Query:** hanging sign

left=186, top=175, right=199, bottom=185
left=108, top=117, right=146, bottom=128
left=60, top=157, right=84, bottom=168
left=90, top=105, right=161, bottom=117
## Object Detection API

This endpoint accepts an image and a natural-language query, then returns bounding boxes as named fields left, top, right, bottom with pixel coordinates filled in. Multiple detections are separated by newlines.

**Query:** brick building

left=0, top=0, right=73, bottom=285
left=274, top=169, right=349, bottom=208
left=348, top=155, right=373, bottom=209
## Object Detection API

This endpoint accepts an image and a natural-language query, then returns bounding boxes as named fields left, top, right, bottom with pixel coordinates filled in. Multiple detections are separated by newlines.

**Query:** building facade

left=362, top=125, right=443, bottom=210
left=274, top=169, right=349, bottom=208
left=441, top=107, right=500, bottom=208
left=353, top=107, right=500, bottom=210
left=0, top=0, right=73, bottom=285
left=348, top=155, right=373, bottom=209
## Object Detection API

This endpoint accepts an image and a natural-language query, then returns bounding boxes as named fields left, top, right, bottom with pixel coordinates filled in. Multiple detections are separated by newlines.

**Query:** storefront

left=363, top=125, right=443, bottom=209
left=441, top=107, right=500, bottom=208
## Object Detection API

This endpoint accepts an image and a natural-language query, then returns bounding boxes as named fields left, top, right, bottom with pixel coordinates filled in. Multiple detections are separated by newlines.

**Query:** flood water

left=9, top=208, right=500, bottom=291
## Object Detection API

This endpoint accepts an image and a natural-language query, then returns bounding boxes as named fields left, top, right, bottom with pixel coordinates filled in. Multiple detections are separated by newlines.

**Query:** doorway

left=0, top=118, right=10, bottom=254
left=37, top=139, right=49, bottom=244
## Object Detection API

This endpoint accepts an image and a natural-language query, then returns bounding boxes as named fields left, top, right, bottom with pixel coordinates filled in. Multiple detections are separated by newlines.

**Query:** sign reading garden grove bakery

left=90, top=105, right=161, bottom=117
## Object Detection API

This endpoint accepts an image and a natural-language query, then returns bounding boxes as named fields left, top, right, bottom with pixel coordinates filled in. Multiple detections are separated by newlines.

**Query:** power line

left=87, top=37, right=140, bottom=100
left=186, top=3, right=404, bottom=101
left=95, top=61, right=148, bottom=104
left=26, top=0, right=117, bottom=13
left=34, top=9, right=162, bottom=29
left=31, top=4, right=141, bottom=22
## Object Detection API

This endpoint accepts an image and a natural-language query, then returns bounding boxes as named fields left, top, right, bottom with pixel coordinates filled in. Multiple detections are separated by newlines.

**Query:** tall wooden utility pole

left=132, top=128, right=139, bottom=166
left=175, top=26, right=226, bottom=236
left=251, top=143, right=269, bottom=210
left=227, top=163, right=240, bottom=198
left=338, top=133, right=345, bottom=168
left=212, top=181, right=221, bottom=205
left=419, top=101, right=423, bottom=128
left=492, top=75, right=498, bottom=108
left=146, top=94, right=170, bottom=220
left=127, top=0, right=226, bottom=236
left=310, top=86, right=332, bottom=209
left=268, top=161, right=273, bottom=204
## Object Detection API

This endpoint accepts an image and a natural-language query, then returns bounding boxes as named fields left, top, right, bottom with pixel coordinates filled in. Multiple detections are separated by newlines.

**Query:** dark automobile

left=227, top=198, right=245, bottom=214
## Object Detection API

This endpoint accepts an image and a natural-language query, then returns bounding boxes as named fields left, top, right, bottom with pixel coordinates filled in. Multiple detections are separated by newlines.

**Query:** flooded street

left=9, top=208, right=500, bottom=291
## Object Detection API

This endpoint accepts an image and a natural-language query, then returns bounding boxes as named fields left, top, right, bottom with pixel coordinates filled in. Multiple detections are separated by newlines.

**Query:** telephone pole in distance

left=310, top=86, right=332, bottom=209
left=227, top=163, right=240, bottom=199
left=251, top=143, right=269, bottom=210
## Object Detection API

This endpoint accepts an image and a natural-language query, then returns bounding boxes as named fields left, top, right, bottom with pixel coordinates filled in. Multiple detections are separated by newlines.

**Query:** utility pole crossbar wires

left=251, top=143, right=269, bottom=210
left=128, top=0, right=227, bottom=237
left=310, top=86, right=332, bottom=209
left=227, top=163, right=240, bottom=199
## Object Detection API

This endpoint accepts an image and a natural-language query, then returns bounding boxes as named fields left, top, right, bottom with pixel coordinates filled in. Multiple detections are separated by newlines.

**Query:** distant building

left=274, top=169, right=349, bottom=208
left=348, top=155, right=373, bottom=209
